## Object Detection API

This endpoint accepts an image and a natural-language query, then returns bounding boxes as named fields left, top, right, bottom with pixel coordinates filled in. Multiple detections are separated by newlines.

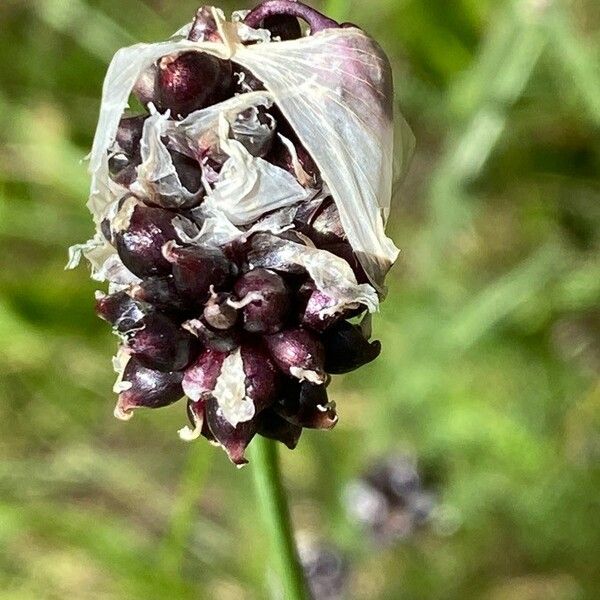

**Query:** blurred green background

left=1, top=0, right=599, bottom=598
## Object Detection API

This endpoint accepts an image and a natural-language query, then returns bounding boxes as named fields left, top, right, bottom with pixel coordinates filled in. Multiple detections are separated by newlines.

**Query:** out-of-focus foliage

left=0, top=0, right=598, bottom=598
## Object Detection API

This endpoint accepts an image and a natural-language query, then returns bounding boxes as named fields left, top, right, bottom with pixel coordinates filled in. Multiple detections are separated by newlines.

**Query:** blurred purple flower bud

left=114, top=201, right=178, bottom=278
left=115, top=357, right=184, bottom=419
left=344, top=454, right=436, bottom=546
left=163, top=241, right=232, bottom=305
left=124, top=312, right=193, bottom=372
left=233, top=268, right=290, bottom=334
left=298, top=538, right=349, bottom=600
left=265, top=327, right=326, bottom=384
left=155, top=52, right=233, bottom=118
left=323, top=321, right=380, bottom=374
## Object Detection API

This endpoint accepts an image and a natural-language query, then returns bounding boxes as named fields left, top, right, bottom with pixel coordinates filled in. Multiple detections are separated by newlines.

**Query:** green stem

left=250, top=437, right=309, bottom=600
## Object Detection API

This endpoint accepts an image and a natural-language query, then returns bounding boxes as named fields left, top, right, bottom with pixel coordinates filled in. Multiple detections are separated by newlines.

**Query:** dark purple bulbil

left=114, top=115, right=146, bottom=155
left=262, top=14, right=302, bottom=41
left=128, top=276, right=188, bottom=312
left=275, top=380, right=337, bottom=430
left=124, top=312, right=193, bottom=371
left=244, top=0, right=339, bottom=34
left=184, top=317, right=242, bottom=352
left=155, top=52, right=233, bottom=119
left=265, top=327, right=326, bottom=384
left=167, top=150, right=204, bottom=195
left=204, top=397, right=257, bottom=466
left=182, top=347, right=227, bottom=402
left=297, top=281, right=363, bottom=332
left=323, top=321, right=381, bottom=374
left=241, top=343, right=281, bottom=412
left=257, top=408, right=302, bottom=449
left=163, top=242, right=232, bottom=304
left=92, top=1, right=387, bottom=465
left=266, top=134, right=320, bottom=185
left=117, top=358, right=184, bottom=417
left=108, top=116, right=146, bottom=186
left=115, top=202, right=178, bottom=277
left=234, top=268, right=290, bottom=334
left=95, top=291, right=149, bottom=333
left=298, top=197, right=345, bottom=246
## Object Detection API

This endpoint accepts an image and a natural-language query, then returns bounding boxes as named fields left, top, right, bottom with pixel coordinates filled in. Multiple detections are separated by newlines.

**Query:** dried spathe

left=70, top=1, right=408, bottom=465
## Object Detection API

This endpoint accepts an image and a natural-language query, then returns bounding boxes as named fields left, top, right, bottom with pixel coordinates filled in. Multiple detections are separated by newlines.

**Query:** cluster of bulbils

left=77, top=1, right=397, bottom=466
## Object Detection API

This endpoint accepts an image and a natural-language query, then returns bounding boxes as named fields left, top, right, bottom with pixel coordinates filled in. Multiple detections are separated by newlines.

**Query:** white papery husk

left=84, top=6, right=405, bottom=293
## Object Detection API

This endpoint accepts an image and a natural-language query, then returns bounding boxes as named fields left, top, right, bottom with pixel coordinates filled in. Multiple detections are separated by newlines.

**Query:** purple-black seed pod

left=163, top=242, right=232, bottom=305
left=182, top=347, right=226, bottom=402
left=240, top=343, right=281, bottom=413
left=128, top=276, right=188, bottom=312
left=115, top=357, right=184, bottom=419
left=257, top=409, right=302, bottom=449
left=274, top=379, right=338, bottom=430
left=183, top=318, right=241, bottom=353
left=204, top=396, right=257, bottom=466
left=124, top=312, right=193, bottom=372
left=156, top=52, right=233, bottom=118
left=203, top=292, right=238, bottom=330
left=95, top=291, right=150, bottom=333
left=263, top=14, right=302, bottom=41
left=323, top=321, right=381, bottom=374
left=114, top=201, right=178, bottom=278
left=233, top=268, right=290, bottom=334
left=264, top=327, right=326, bottom=384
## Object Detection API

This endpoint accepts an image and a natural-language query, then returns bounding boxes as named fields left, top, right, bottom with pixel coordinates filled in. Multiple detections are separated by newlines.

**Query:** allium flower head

left=69, top=1, right=410, bottom=466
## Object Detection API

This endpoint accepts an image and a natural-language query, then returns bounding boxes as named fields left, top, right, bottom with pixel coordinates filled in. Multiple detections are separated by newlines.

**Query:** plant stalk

left=250, top=436, right=309, bottom=600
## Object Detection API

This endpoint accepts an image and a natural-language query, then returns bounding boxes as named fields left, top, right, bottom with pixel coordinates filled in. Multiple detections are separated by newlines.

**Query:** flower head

left=70, top=2, right=408, bottom=465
